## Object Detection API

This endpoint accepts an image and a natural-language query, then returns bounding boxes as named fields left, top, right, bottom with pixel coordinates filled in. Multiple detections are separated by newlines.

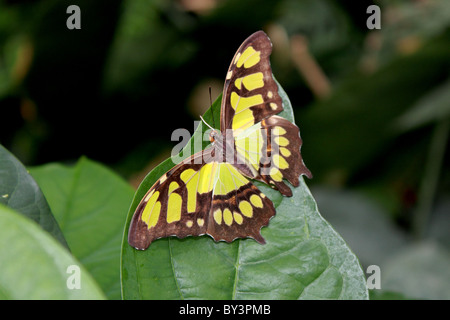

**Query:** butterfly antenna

left=209, top=86, right=216, bottom=129
left=200, top=115, right=215, bottom=131
left=209, top=86, right=212, bottom=107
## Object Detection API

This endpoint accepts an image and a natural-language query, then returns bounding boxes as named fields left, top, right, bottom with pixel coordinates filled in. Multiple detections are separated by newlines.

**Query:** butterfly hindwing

left=207, top=162, right=275, bottom=244
left=234, top=115, right=312, bottom=197
left=258, top=115, right=312, bottom=196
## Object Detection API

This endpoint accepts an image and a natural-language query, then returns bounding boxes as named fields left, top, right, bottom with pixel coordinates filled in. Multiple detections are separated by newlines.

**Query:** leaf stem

left=231, top=240, right=242, bottom=300
left=413, top=117, right=449, bottom=239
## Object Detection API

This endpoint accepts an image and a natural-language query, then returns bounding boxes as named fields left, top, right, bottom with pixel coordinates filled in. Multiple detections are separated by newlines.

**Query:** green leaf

left=0, top=144, right=68, bottom=249
left=29, top=157, right=135, bottom=300
left=393, top=80, right=450, bottom=133
left=0, top=203, right=105, bottom=299
left=121, top=82, right=368, bottom=300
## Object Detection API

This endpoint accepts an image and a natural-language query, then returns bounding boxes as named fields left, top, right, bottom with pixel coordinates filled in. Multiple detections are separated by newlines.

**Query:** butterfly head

left=200, top=115, right=220, bottom=144
left=209, top=129, right=219, bottom=143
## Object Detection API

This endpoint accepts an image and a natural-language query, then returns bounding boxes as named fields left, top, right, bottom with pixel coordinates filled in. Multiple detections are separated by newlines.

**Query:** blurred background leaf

left=381, top=241, right=450, bottom=300
left=1, top=0, right=449, bottom=299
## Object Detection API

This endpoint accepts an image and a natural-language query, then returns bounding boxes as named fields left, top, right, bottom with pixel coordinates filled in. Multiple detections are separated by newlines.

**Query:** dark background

left=1, top=0, right=449, bottom=299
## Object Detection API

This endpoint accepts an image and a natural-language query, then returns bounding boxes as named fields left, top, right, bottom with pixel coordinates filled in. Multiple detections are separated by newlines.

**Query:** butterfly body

left=128, top=31, right=311, bottom=250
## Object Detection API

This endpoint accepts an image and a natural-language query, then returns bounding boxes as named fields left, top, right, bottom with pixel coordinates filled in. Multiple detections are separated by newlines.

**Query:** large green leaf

left=0, top=144, right=68, bottom=249
left=29, top=157, right=135, bottom=300
left=394, top=79, right=450, bottom=133
left=121, top=83, right=368, bottom=300
left=0, top=203, right=105, bottom=300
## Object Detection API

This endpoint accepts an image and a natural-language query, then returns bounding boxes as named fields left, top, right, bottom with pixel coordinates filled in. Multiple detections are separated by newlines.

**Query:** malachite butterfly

left=128, top=31, right=312, bottom=250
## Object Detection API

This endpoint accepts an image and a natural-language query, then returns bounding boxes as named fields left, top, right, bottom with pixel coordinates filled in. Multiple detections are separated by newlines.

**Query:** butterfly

left=128, top=31, right=312, bottom=250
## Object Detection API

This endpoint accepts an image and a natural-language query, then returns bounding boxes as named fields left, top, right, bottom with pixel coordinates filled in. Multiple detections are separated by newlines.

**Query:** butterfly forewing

left=220, top=31, right=283, bottom=133
left=128, top=150, right=211, bottom=249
